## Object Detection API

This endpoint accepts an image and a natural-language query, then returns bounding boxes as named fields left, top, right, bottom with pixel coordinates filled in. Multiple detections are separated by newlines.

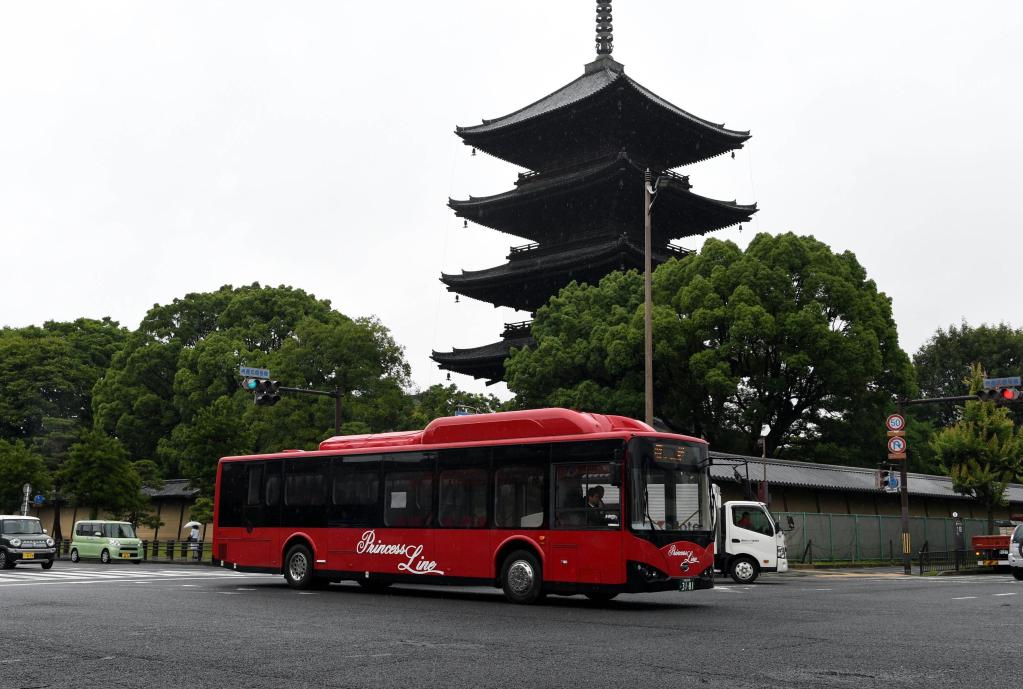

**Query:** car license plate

left=678, top=578, right=694, bottom=591
left=120, top=553, right=131, bottom=559
left=23, top=552, right=34, bottom=559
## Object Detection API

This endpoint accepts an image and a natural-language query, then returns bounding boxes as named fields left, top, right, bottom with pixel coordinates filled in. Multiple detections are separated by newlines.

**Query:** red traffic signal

left=977, top=387, right=1021, bottom=402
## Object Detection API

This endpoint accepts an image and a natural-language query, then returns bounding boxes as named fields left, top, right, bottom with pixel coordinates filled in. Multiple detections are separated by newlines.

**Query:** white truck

left=712, top=488, right=790, bottom=583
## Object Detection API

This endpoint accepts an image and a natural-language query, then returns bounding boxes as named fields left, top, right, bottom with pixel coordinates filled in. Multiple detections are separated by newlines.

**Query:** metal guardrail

left=916, top=549, right=979, bottom=575
left=54, top=539, right=213, bottom=564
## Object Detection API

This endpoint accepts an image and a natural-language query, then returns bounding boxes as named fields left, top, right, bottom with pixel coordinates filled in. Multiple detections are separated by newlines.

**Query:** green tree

left=507, top=233, right=915, bottom=463
left=60, top=431, right=141, bottom=518
left=92, top=284, right=413, bottom=487
left=0, top=440, right=52, bottom=513
left=914, top=322, right=1023, bottom=427
left=0, top=318, right=126, bottom=447
left=931, top=364, right=1023, bottom=532
left=406, top=384, right=506, bottom=429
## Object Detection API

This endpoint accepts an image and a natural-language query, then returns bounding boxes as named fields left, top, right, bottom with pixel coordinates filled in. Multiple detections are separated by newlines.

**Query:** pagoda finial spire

left=595, top=1, right=613, bottom=56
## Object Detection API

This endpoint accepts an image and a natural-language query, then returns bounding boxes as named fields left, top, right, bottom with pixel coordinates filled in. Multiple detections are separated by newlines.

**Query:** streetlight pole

left=643, top=169, right=654, bottom=426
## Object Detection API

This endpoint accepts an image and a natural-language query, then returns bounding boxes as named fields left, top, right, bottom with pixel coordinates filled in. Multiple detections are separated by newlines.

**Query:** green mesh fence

left=775, top=512, right=988, bottom=562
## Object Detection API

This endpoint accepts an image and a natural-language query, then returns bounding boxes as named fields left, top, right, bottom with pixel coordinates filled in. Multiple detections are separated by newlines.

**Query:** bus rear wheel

left=729, top=556, right=759, bottom=584
left=501, top=550, right=544, bottom=604
left=284, top=544, right=316, bottom=590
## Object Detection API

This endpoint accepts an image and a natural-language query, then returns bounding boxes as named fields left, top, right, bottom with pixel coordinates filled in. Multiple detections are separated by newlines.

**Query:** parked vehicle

left=712, top=490, right=790, bottom=584
left=0, top=515, right=56, bottom=569
left=972, top=520, right=1019, bottom=569
left=70, top=521, right=142, bottom=564
left=1006, top=524, right=1023, bottom=580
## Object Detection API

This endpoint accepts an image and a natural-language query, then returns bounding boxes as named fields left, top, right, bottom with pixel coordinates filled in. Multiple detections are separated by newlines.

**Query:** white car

left=1010, top=525, right=1023, bottom=581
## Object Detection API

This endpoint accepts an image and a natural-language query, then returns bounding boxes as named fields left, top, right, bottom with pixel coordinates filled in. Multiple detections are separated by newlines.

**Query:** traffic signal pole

left=278, top=386, right=342, bottom=437
left=897, top=400, right=910, bottom=574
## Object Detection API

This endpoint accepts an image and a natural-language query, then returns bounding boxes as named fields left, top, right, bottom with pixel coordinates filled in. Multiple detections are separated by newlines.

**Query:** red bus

left=213, top=408, right=715, bottom=603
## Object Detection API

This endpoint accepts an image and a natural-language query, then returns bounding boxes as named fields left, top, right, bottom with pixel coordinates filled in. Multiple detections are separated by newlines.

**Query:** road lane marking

left=951, top=596, right=977, bottom=600
left=993, top=593, right=1016, bottom=596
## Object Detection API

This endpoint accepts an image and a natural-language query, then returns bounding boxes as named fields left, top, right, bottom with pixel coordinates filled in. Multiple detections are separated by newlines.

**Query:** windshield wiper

left=643, top=489, right=661, bottom=531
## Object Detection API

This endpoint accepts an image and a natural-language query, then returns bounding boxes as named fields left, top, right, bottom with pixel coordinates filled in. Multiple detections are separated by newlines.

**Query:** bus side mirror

left=609, top=461, right=621, bottom=487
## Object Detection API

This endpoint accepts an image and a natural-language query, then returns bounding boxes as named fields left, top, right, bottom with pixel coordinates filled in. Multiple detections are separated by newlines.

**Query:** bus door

left=371, top=453, right=438, bottom=578
left=548, top=457, right=622, bottom=584
left=227, top=460, right=280, bottom=567
left=434, top=450, right=492, bottom=579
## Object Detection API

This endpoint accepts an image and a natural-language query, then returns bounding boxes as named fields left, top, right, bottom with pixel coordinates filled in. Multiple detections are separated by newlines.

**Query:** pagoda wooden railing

left=664, top=243, right=692, bottom=257
left=502, top=321, right=533, bottom=338
left=509, top=242, right=540, bottom=256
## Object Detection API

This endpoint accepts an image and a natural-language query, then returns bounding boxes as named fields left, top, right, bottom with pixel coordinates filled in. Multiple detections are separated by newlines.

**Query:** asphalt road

left=1, top=563, right=1019, bottom=689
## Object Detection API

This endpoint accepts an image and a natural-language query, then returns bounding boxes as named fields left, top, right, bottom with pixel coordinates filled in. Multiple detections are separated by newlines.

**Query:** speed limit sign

left=886, top=414, right=906, bottom=432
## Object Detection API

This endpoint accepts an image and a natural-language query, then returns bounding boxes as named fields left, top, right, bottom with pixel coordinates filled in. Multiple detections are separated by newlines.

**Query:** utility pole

left=643, top=168, right=654, bottom=426
left=897, top=400, right=911, bottom=575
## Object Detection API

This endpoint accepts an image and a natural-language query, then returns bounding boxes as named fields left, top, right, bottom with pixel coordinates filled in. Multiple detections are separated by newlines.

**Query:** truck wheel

left=729, top=556, right=759, bottom=584
left=501, top=550, right=544, bottom=604
left=1013, top=569, right=1023, bottom=581
left=0, top=550, right=12, bottom=569
left=41, top=560, right=54, bottom=570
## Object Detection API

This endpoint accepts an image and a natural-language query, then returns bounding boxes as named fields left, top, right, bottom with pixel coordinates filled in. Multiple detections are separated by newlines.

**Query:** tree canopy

left=0, top=318, right=127, bottom=450
left=92, top=283, right=415, bottom=493
left=506, top=233, right=915, bottom=463
left=0, top=440, right=51, bottom=513
left=914, top=322, right=1023, bottom=427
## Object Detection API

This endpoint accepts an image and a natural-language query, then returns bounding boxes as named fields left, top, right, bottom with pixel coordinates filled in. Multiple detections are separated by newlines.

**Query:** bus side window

left=331, top=456, right=381, bottom=527
left=438, top=469, right=487, bottom=528
left=494, top=466, right=544, bottom=529
left=384, top=471, right=433, bottom=528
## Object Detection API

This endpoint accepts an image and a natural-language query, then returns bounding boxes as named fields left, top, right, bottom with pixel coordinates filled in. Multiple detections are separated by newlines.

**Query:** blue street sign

left=983, top=376, right=1021, bottom=389
left=239, top=366, right=271, bottom=379
left=33, top=494, right=44, bottom=505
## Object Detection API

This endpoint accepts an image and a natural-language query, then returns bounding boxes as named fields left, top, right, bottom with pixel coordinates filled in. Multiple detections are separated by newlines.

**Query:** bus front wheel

left=729, top=556, right=759, bottom=584
left=501, top=550, right=544, bottom=604
left=284, top=544, right=315, bottom=590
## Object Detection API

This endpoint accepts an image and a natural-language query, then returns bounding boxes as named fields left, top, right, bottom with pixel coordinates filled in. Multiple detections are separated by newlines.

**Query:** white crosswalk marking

left=0, top=566, right=274, bottom=588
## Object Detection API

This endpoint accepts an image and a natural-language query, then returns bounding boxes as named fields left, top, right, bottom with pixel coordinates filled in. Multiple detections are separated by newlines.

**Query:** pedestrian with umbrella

left=184, top=521, right=202, bottom=559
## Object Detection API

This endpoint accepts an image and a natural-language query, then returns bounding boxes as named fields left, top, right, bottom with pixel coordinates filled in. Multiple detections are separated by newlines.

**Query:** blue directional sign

left=239, top=366, right=271, bottom=379
left=33, top=494, right=44, bottom=505
left=983, top=376, right=1021, bottom=389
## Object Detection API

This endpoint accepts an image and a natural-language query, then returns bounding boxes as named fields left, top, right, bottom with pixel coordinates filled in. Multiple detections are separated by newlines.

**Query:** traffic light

left=242, top=378, right=260, bottom=392
left=252, top=380, right=281, bottom=406
left=977, top=387, right=1021, bottom=402
left=877, top=467, right=899, bottom=493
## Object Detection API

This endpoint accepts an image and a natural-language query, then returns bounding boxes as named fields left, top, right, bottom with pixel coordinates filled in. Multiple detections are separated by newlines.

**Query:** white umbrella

left=183, top=521, right=202, bottom=529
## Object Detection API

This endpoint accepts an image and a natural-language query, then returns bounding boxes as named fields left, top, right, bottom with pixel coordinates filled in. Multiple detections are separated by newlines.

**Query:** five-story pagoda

left=432, top=2, right=756, bottom=384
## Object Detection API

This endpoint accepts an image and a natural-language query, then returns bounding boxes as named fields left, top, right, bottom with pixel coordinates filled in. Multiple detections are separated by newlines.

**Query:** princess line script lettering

left=667, top=544, right=701, bottom=568
left=356, top=530, right=445, bottom=576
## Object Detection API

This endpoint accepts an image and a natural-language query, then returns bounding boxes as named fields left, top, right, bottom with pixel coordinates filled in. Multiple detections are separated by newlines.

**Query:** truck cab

left=716, top=500, right=789, bottom=584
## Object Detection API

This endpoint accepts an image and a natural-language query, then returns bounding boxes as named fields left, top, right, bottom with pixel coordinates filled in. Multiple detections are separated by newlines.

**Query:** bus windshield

left=629, top=438, right=710, bottom=531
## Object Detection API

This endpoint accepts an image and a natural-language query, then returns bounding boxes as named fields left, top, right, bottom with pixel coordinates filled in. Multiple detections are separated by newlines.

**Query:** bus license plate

left=23, top=552, right=34, bottom=559
left=678, top=579, right=694, bottom=591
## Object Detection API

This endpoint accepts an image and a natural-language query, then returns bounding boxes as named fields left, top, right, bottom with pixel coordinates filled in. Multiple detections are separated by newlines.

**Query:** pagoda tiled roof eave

left=431, top=335, right=535, bottom=364
left=449, top=156, right=757, bottom=235
left=455, top=65, right=750, bottom=145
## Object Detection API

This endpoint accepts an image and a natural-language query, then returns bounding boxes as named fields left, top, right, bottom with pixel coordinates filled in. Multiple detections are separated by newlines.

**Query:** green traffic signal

left=243, top=378, right=260, bottom=391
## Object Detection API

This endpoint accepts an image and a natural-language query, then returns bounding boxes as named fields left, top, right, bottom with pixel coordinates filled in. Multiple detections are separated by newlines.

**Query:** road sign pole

left=897, top=402, right=911, bottom=574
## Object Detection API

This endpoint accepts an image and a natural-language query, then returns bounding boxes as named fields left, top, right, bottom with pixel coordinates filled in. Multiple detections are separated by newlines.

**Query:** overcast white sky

left=2, top=1, right=1021, bottom=398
